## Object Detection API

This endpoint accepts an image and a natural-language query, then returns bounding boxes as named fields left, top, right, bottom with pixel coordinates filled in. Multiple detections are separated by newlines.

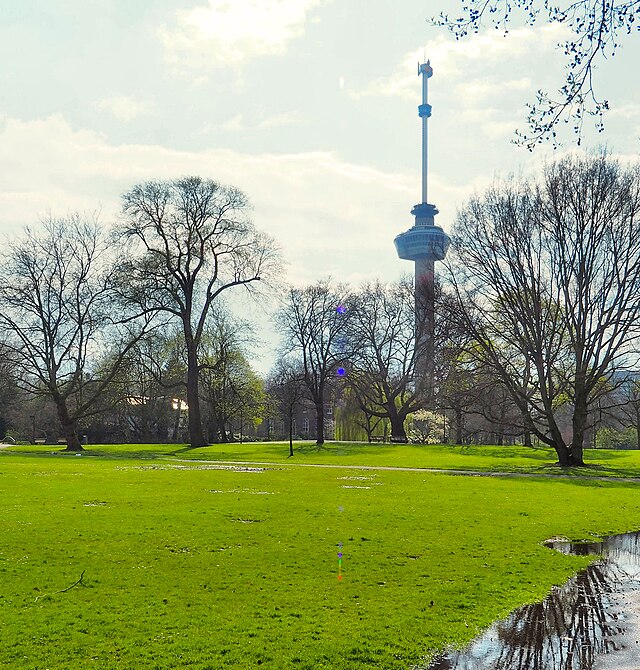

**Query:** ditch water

left=426, top=531, right=640, bottom=670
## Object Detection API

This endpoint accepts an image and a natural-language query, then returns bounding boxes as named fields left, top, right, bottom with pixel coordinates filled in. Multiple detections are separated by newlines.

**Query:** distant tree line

left=2, top=153, right=640, bottom=466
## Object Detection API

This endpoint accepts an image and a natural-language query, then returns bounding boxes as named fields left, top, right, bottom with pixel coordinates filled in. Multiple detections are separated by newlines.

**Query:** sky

left=1, top=0, right=638, bottom=372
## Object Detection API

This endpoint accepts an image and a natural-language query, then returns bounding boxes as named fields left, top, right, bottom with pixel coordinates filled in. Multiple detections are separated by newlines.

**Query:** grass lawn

left=11, top=439, right=640, bottom=478
left=1, top=443, right=640, bottom=668
left=169, top=440, right=640, bottom=478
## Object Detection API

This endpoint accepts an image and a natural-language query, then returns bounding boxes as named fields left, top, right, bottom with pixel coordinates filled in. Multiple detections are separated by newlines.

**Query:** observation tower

left=393, top=61, right=450, bottom=398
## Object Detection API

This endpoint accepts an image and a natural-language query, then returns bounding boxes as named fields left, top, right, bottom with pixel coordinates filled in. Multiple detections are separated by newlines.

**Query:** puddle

left=425, top=531, right=640, bottom=670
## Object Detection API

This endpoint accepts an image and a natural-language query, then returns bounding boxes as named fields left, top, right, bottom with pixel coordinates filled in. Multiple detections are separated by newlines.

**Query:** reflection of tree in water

left=426, top=531, right=640, bottom=670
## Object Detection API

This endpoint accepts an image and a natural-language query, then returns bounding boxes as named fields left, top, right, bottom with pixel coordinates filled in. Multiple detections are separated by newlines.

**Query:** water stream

left=426, top=531, right=640, bottom=670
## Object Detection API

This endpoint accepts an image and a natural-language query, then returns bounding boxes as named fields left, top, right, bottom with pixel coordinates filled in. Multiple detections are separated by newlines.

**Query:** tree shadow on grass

left=0, top=443, right=187, bottom=461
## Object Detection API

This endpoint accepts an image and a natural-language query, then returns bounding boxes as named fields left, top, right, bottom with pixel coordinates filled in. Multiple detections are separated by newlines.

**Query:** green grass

left=0, top=445, right=640, bottom=670
left=2, top=444, right=640, bottom=668
left=11, top=442, right=640, bottom=484
left=9, top=440, right=640, bottom=479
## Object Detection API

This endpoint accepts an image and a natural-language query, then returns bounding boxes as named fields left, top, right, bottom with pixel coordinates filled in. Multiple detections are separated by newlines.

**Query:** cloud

left=95, top=95, right=151, bottom=122
left=0, top=114, right=431, bottom=287
left=353, top=24, right=569, bottom=102
left=608, top=103, right=640, bottom=120
left=7, top=114, right=606, bottom=293
left=221, top=111, right=302, bottom=132
left=459, top=77, right=531, bottom=101
left=348, top=24, right=573, bottom=153
left=160, top=0, right=330, bottom=69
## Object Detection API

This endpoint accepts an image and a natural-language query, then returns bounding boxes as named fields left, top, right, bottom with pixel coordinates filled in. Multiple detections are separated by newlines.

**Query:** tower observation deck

left=393, top=61, right=450, bottom=398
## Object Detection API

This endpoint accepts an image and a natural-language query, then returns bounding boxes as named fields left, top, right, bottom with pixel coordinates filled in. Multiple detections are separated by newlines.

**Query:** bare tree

left=349, top=279, right=425, bottom=442
left=267, top=357, right=306, bottom=457
left=448, top=151, right=640, bottom=466
left=618, top=378, right=640, bottom=448
left=116, top=176, right=280, bottom=448
left=0, top=215, right=151, bottom=451
left=438, top=351, right=527, bottom=446
left=276, top=281, right=354, bottom=445
left=97, top=329, right=187, bottom=443
left=0, top=341, right=19, bottom=440
left=434, top=0, right=639, bottom=148
left=199, top=311, right=264, bottom=443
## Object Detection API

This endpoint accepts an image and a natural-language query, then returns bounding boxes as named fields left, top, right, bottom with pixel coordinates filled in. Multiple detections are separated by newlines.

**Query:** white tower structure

left=393, top=61, right=450, bottom=398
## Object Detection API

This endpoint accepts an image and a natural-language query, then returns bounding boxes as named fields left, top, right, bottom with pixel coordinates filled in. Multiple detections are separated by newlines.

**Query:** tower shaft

left=393, top=60, right=449, bottom=402
left=415, top=257, right=435, bottom=394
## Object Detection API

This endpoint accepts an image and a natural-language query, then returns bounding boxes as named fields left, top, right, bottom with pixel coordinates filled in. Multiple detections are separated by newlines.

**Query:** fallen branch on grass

left=35, top=570, right=86, bottom=602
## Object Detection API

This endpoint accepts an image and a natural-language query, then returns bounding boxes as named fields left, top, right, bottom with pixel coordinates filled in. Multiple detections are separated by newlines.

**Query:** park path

left=169, top=458, right=640, bottom=484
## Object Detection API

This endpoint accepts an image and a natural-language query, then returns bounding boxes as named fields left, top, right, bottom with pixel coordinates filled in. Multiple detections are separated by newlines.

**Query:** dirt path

left=169, top=458, right=640, bottom=484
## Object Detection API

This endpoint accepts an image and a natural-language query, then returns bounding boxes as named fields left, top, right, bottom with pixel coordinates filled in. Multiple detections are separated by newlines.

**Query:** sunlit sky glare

left=1, top=0, right=639, bottom=372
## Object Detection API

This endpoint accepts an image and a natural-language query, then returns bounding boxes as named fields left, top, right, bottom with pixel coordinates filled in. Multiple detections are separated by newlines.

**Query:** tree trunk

left=171, top=405, right=181, bottom=442
left=389, top=411, right=408, bottom=443
left=455, top=405, right=463, bottom=445
left=570, top=396, right=588, bottom=466
left=56, top=400, right=83, bottom=452
left=550, top=439, right=573, bottom=466
left=314, top=384, right=325, bottom=445
left=364, top=413, right=374, bottom=443
left=544, top=409, right=573, bottom=466
left=207, top=415, right=220, bottom=443
left=219, top=422, right=230, bottom=442
left=315, top=401, right=325, bottom=445
left=186, top=345, right=207, bottom=448
left=288, top=412, right=294, bottom=458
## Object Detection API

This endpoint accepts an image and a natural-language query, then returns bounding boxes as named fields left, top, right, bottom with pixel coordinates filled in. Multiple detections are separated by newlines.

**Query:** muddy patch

left=116, top=464, right=268, bottom=472
left=208, top=489, right=275, bottom=495
left=338, top=474, right=384, bottom=488
left=424, top=531, right=640, bottom=670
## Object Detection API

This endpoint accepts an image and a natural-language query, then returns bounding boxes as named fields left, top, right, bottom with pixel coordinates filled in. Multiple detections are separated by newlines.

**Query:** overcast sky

left=1, top=0, right=638, bottom=371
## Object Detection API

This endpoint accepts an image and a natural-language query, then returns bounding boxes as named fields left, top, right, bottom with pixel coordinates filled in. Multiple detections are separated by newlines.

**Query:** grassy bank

left=1, top=446, right=640, bottom=668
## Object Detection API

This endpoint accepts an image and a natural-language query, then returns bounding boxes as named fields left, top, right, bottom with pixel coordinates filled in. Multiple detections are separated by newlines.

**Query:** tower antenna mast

left=418, top=61, right=432, bottom=204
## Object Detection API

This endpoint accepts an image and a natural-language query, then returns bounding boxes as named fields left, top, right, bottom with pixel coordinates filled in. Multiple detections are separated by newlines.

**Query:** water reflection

left=427, top=531, right=640, bottom=670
